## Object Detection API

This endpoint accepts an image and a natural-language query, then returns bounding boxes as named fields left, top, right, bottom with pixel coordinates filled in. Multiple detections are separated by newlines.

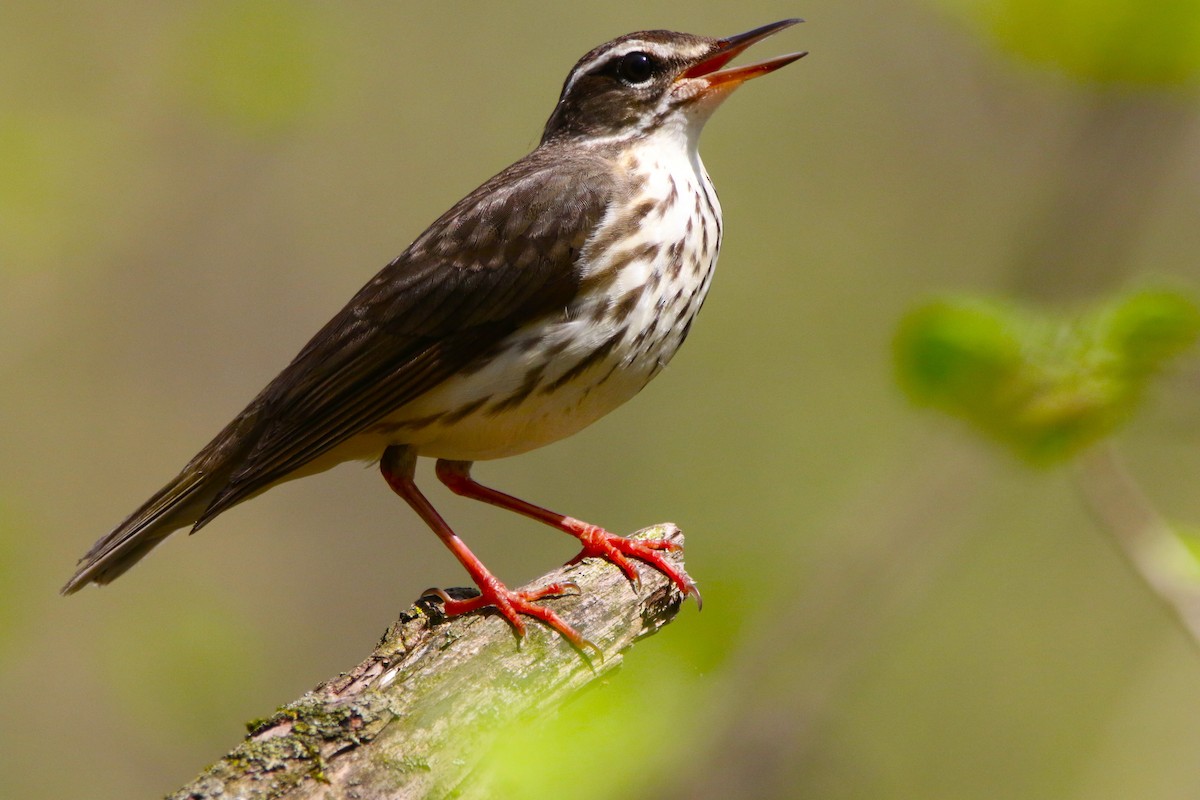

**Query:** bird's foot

left=423, top=579, right=599, bottom=655
left=567, top=526, right=702, bottom=609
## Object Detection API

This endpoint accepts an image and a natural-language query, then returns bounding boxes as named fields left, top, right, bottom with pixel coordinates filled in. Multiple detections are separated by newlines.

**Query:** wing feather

left=196, top=146, right=617, bottom=524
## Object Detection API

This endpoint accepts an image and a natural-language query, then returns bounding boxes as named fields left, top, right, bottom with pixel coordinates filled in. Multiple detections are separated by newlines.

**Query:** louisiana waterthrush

left=64, top=20, right=805, bottom=647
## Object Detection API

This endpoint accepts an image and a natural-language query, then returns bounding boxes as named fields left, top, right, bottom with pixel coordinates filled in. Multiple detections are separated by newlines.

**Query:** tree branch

left=168, top=524, right=688, bottom=800
left=1075, top=446, right=1200, bottom=646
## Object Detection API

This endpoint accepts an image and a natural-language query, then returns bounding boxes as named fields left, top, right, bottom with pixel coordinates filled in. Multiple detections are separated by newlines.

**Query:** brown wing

left=63, top=143, right=618, bottom=595
left=194, top=145, right=617, bottom=526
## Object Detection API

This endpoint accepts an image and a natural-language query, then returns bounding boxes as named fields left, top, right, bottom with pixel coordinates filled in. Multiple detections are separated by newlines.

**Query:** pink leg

left=380, top=446, right=592, bottom=651
left=435, top=459, right=700, bottom=606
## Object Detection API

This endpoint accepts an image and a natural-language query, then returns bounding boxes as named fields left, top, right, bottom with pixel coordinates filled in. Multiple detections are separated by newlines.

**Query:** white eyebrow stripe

left=559, top=39, right=700, bottom=99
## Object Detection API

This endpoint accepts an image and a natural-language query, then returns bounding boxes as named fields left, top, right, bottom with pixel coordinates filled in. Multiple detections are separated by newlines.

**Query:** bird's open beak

left=681, top=18, right=807, bottom=90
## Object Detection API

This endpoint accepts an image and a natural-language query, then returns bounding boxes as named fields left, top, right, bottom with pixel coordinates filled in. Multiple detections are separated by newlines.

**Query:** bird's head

left=541, top=19, right=805, bottom=146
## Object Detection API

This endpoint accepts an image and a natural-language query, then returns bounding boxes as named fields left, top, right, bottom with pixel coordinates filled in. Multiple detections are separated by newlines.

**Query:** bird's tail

left=61, top=402, right=267, bottom=594
left=60, top=465, right=227, bottom=594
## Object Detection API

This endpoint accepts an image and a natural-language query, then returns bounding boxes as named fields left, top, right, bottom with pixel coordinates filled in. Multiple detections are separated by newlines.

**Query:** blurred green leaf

left=1158, top=522, right=1200, bottom=582
left=935, top=0, right=1200, bottom=85
left=895, top=289, right=1200, bottom=464
left=99, top=594, right=272, bottom=742
left=0, top=119, right=53, bottom=265
left=176, top=0, right=331, bottom=135
left=0, top=115, right=98, bottom=270
left=894, top=299, right=1023, bottom=409
left=1104, top=289, right=1200, bottom=376
left=477, top=651, right=696, bottom=799
left=1174, top=523, right=1200, bottom=559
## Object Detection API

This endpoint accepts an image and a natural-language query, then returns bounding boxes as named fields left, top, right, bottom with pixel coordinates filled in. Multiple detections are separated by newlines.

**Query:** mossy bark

left=168, top=524, right=688, bottom=800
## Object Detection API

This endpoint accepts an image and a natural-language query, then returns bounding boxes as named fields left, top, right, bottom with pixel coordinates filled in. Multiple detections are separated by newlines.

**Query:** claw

left=424, top=578, right=601, bottom=655
left=420, top=587, right=455, bottom=604
left=422, top=461, right=698, bottom=638
left=570, top=527, right=698, bottom=605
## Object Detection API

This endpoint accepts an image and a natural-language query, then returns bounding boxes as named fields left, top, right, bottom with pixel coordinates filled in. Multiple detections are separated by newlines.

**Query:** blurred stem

left=1009, top=93, right=1195, bottom=301
left=1074, top=444, right=1200, bottom=646
left=658, top=436, right=991, bottom=799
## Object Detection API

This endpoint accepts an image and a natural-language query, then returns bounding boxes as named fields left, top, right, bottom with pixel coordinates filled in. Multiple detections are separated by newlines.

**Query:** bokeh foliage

left=895, top=290, right=1200, bottom=464
left=175, top=0, right=331, bottom=135
left=3, top=2, right=1200, bottom=799
left=936, top=0, right=1200, bottom=85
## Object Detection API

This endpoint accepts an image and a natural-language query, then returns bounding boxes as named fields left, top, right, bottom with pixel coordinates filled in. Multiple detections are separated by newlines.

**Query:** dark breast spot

left=647, top=267, right=663, bottom=291
left=539, top=333, right=623, bottom=395
left=440, top=396, right=490, bottom=425
left=667, top=240, right=686, bottom=279
left=580, top=240, right=658, bottom=294
left=613, top=286, right=643, bottom=319
left=631, top=198, right=657, bottom=220
left=485, top=364, right=547, bottom=416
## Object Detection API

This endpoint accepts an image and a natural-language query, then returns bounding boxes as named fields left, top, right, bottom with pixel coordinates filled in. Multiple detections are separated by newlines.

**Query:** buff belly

left=378, top=142, right=718, bottom=461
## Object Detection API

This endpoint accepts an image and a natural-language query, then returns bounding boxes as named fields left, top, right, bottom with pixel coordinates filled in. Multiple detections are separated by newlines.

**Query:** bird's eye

left=616, top=51, right=655, bottom=84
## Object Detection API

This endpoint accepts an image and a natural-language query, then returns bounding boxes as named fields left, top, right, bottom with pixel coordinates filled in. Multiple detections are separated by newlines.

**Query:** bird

left=63, top=20, right=805, bottom=648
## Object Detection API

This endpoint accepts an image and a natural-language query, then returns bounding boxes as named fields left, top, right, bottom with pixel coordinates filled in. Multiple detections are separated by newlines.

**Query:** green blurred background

left=4, top=1, right=1200, bottom=797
